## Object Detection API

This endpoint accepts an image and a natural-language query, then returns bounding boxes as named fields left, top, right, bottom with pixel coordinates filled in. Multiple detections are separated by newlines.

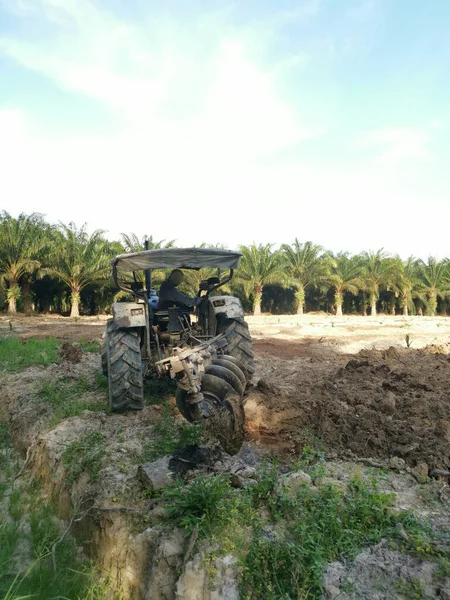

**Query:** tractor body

left=102, top=247, right=254, bottom=454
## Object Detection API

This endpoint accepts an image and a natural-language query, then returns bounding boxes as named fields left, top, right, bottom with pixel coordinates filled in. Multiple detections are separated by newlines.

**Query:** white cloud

left=364, top=127, right=433, bottom=162
left=0, top=0, right=449, bottom=260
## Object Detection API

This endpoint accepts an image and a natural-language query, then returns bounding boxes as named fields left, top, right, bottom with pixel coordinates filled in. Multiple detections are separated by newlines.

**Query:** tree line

left=0, top=212, right=449, bottom=318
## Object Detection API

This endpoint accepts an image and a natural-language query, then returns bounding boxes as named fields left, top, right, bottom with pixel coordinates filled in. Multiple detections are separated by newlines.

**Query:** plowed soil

left=248, top=341, right=450, bottom=471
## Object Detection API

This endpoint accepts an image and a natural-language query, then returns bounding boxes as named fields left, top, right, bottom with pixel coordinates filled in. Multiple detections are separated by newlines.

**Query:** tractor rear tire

left=104, top=319, right=144, bottom=411
left=217, top=318, right=255, bottom=384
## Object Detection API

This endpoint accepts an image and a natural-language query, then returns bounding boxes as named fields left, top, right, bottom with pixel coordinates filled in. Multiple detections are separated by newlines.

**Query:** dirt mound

left=248, top=346, right=450, bottom=471
left=61, top=342, right=83, bottom=363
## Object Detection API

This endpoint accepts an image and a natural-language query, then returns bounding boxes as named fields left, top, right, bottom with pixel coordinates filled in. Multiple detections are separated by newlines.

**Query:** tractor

left=102, top=247, right=254, bottom=455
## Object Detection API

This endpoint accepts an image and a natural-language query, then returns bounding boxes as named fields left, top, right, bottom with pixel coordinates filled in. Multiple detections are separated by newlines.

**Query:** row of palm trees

left=239, top=242, right=450, bottom=317
left=0, top=212, right=449, bottom=318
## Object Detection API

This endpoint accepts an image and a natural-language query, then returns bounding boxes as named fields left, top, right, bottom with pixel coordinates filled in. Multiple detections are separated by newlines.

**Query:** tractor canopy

left=112, top=248, right=242, bottom=272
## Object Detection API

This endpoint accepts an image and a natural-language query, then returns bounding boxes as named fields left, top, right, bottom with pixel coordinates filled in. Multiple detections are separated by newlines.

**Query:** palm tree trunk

left=295, top=287, right=305, bottom=315
left=253, top=291, right=262, bottom=316
left=335, top=290, right=343, bottom=316
left=370, top=293, right=377, bottom=316
left=8, top=295, right=17, bottom=315
left=7, top=282, right=20, bottom=315
left=22, top=281, right=33, bottom=315
left=427, top=293, right=437, bottom=316
left=70, top=289, right=81, bottom=318
left=403, top=305, right=408, bottom=317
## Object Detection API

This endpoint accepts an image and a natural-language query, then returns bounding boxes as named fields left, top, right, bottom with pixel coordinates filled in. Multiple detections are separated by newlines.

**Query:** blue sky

left=0, top=0, right=449, bottom=258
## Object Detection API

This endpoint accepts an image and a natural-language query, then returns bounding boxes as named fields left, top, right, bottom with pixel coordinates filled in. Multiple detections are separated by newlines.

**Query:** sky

left=0, top=0, right=449, bottom=259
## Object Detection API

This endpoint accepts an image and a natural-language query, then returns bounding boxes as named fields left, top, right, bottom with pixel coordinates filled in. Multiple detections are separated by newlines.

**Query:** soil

left=1, top=313, right=450, bottom=598
left=248, top=344, right=450, bottom=471
left=3, top=313, right=450, bottom=473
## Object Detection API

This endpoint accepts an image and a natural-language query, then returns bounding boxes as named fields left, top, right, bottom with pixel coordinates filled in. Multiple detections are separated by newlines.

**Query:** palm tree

left=121, top=233, right=175, bottom=253
left=360, top=250, right=398, bottom=316
left=121, top=233, right=175, bottom=289
left=327, top=254, right=362, bottom=316
left=237, top=244, right=284, bottom=315
left=281, top=240, right=330, bottom=314
left=47, top=223, right=111, bottom=318
left=416, top=257, right=450, bottom=316
left=389, top=256, right=420, bottom=316
left=0, top=212, right=51, bottom=314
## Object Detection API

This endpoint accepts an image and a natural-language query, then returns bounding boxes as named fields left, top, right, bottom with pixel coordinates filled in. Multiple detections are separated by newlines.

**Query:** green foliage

left=0, top=337, right=60, bottom=372
left=394, top=577, right=425, bottom=599
left=79, top=338, right=101, bottom=353
left=416, top=257, right=450, bottom=316
left=45, top=222, right=113, bottom=317
left=142, top=403, right=204, bottom=460
left=1, top=212, right=450, bottom=316
left=281, top=239, right=331, bottom=314
left=237, top=243, right=285, bottom=315
left=62, top=431, right=106, bottom=484
left=0, top=211, right=52, bottom=314
left=161, top=475, right=233, bottom=534
left=38, top=374, right=106, bottom=425
left=240, top=477, right=439, bottom=599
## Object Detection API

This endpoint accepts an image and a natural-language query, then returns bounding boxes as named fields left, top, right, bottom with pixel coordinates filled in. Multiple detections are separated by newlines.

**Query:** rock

left=280, top=470, right=312, bottom=492
left=322, top=561, right=346, bottom=599
left=139, top=456, right=173, bottom=492
left=169, top=445, right=222, bottom=476
left=440, top=588, right=450, bottom=600
left=389, top=456, right=406, bottom=470
left=146, top=528, right=186, bottom=600
left=176, top=552, right=240, bottom=600
left=380, top=391, right=396, bottom=414
left=411, top=461, right=429, bottom=483
left=147, top=505, right=170, bottom=525
left=314, top=477, right=346, bottom=490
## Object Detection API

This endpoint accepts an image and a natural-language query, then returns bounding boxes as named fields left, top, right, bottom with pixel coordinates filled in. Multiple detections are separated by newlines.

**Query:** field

left=0, top=313, right=449, bottom=599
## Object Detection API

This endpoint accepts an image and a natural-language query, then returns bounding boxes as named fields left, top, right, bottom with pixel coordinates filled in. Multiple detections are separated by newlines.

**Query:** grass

left=79, top=338, right=101, bottom=353
left=38, top=374, right=107, bottom=425
left=159, top=464, right=450, bottom=600
left=0, top=336, right=60, bottom=372
left=62, top=431, right=106, bottom=485
left=141, top=402, right=204, bottom=461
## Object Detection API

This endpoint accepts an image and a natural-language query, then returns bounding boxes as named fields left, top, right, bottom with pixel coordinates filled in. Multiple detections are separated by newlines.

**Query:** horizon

left=1, top=0, right=449, bottom=260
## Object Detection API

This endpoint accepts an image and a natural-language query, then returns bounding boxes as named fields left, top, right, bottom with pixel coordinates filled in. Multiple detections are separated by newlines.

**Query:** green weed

left=142, top=403, right=204, bottom=461
left=394, top=576, right=425, bottom=599
left=0, top=336, right=60, bottom=372
left=161, top=475, right=232, bottom=534
left=38, top=375, right=106, bottom=425
left=79, top=338, right=101, bottom=353
left=62, top=431, right=106, bottom=485
left=240, top=476, right=446, bottom=599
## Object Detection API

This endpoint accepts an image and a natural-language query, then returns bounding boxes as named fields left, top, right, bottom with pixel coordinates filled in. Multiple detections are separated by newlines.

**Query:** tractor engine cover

left=112, top=302, right=147, bottom=328
left=209, top=296, right=245, bottom=319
